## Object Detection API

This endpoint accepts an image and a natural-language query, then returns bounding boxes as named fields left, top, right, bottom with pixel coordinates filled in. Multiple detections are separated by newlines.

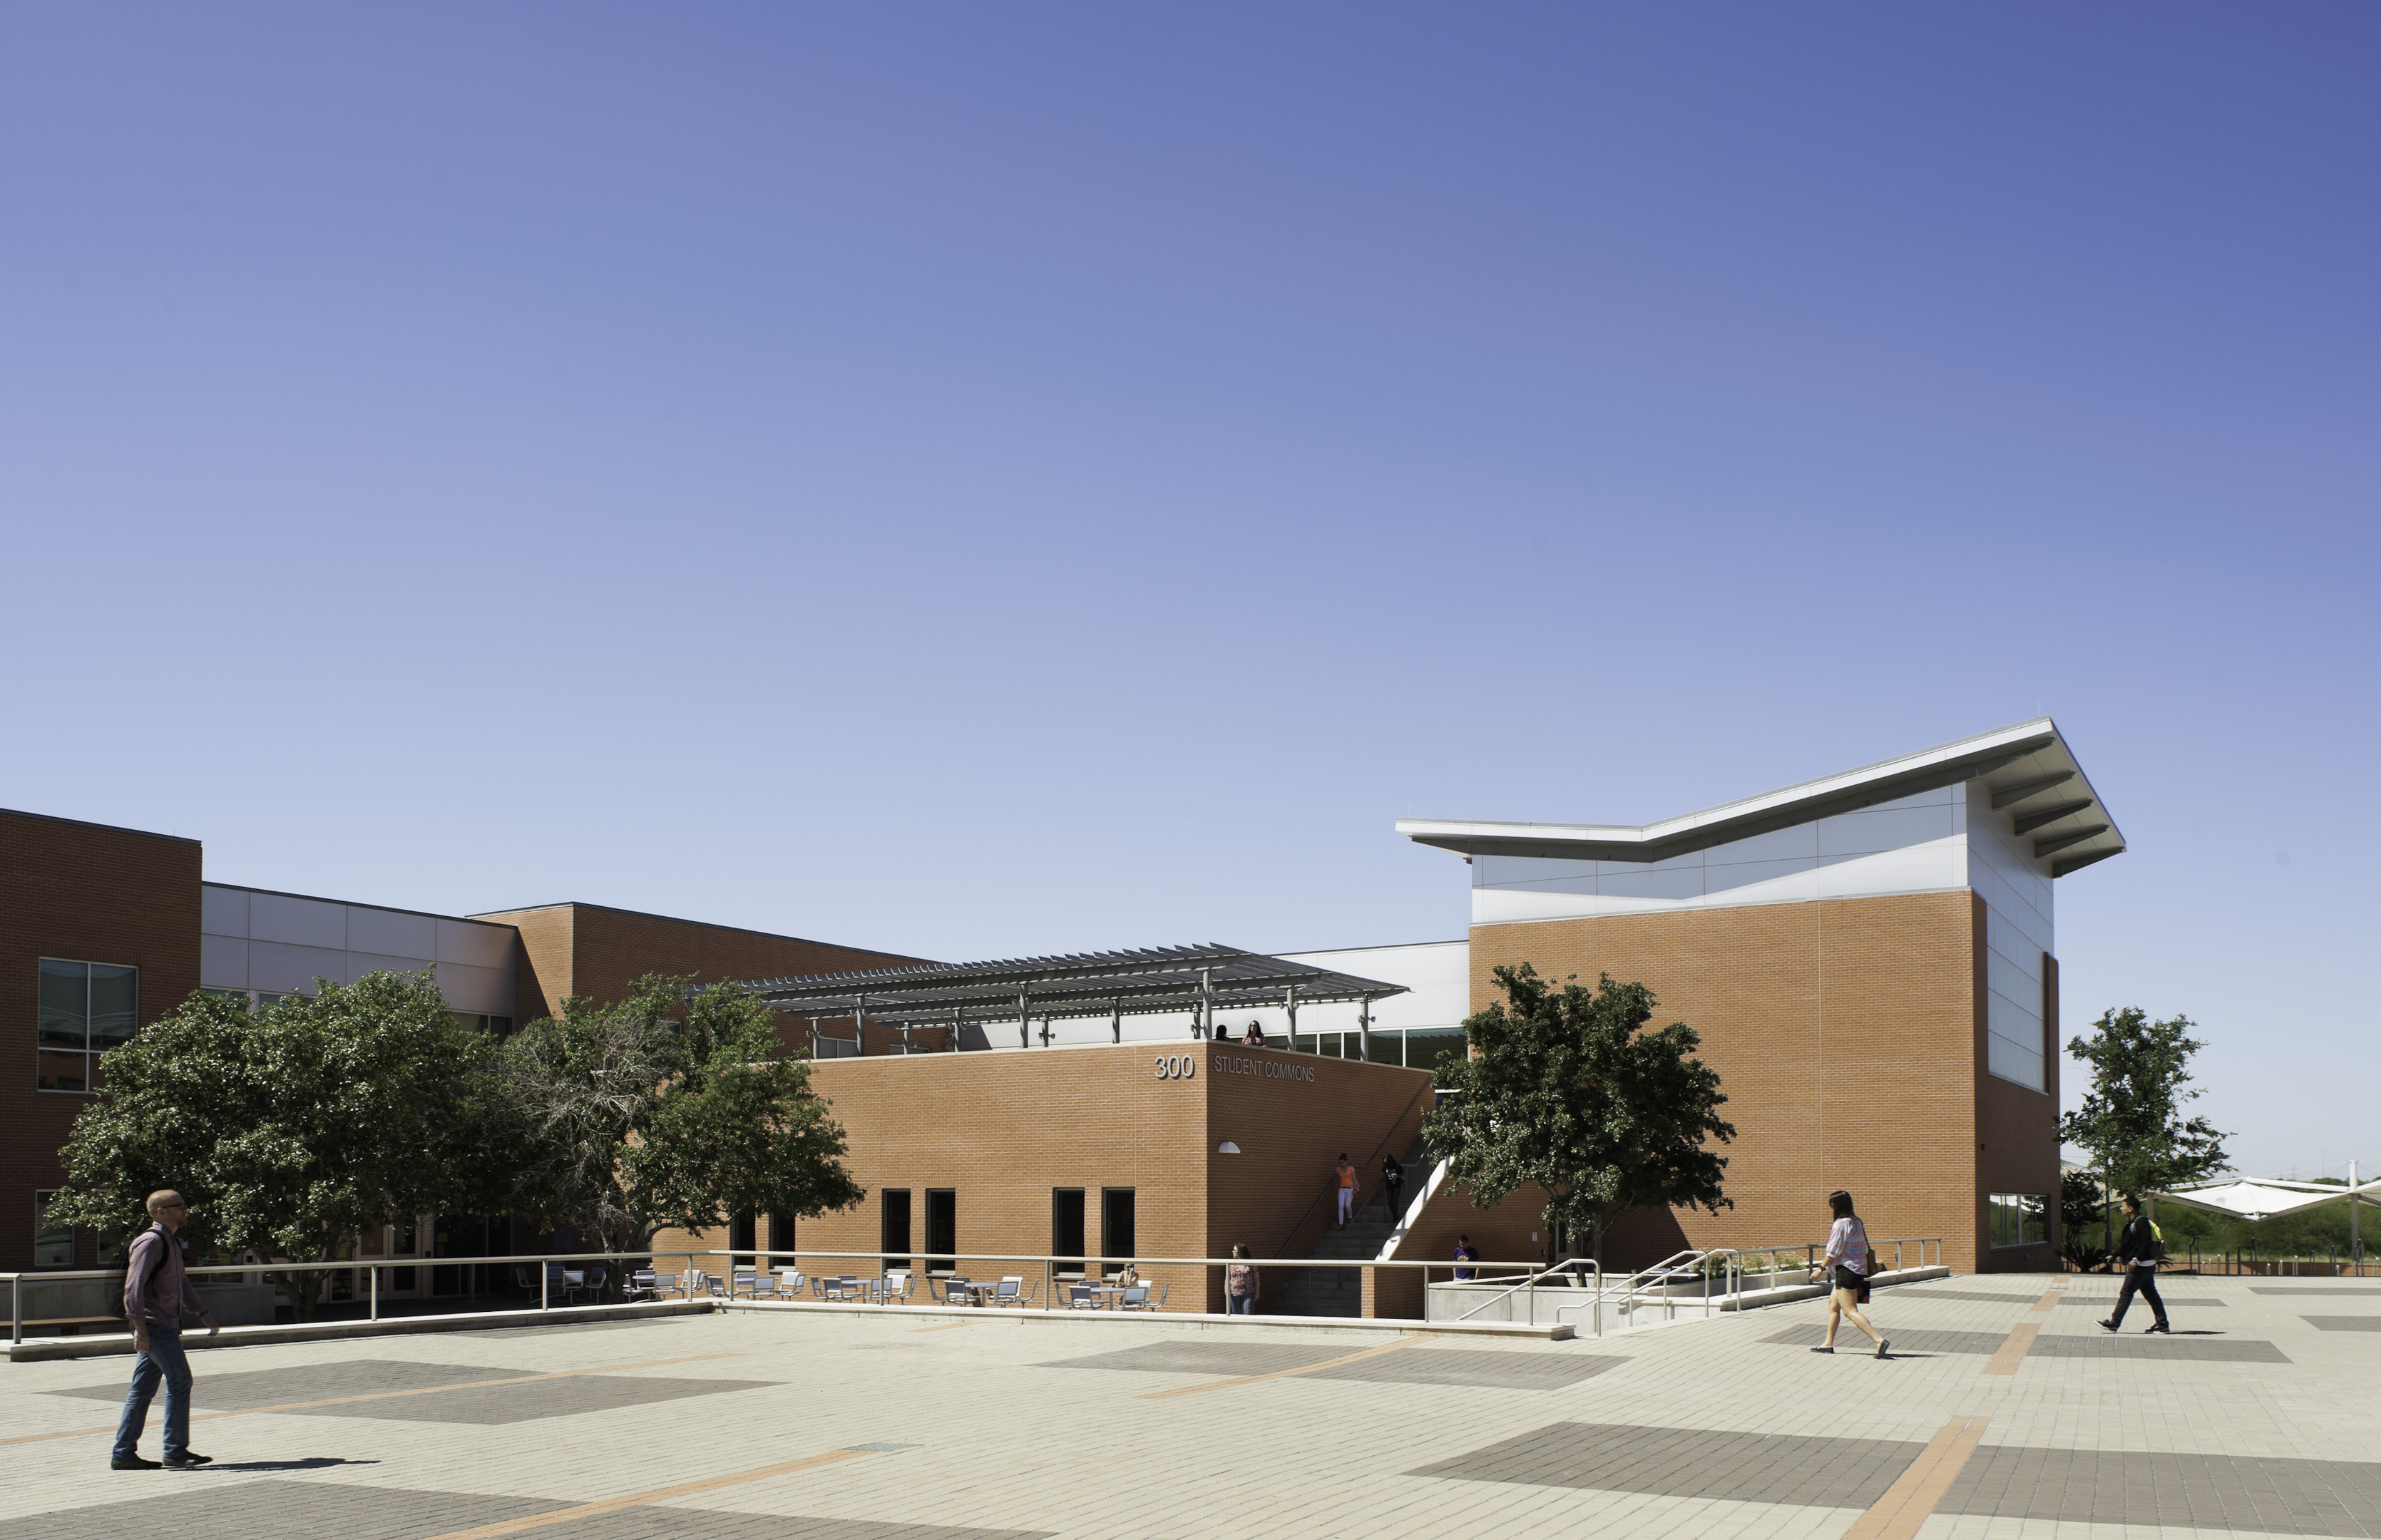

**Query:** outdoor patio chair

left=879, top=1271, right=911, bottom=1302
left=544, top=1263, right=584, bottom=1305
left=642, top=1270, right=680, bottom=1300
left=990, top=1277, right=1024, bottom=1307
left=1119, top=1285, right=1151, bottom=1311
left=1067, top=1283, right=1098, bottom=1310
left=1146, top=1283, right=1169, bottom=1309
left=938, top=1276, right=973, bottom=1305
left=625, top=1269, right=660, bottom=1301
left=732, top=1270, right=758, bottom=1298
left=777, top=1268, right=805, bottom=1297
left=747, top=1275, right=778, bottom=1300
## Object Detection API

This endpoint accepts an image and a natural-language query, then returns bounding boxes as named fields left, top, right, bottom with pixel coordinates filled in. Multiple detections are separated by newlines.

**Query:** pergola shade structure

left=2155, top=1176, right=2381, bottom=1224
left=740, top=943, right=1412, bottom=1052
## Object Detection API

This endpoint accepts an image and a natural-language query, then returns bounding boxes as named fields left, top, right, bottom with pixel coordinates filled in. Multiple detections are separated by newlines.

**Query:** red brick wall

left=473, top=902, right=931, bottom=1052
left=655, top=1044, right=1473, bottom=1313
left=1468, top=890, right=2025, bottom=1273
left=0, top=810, right=202, bottom=1269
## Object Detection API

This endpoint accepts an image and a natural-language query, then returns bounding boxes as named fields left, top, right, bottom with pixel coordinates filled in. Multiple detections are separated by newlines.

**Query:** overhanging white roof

left=1397, top=717, right=2126, bottom=878
left=2155, top=1179, right=2381, bottom=1223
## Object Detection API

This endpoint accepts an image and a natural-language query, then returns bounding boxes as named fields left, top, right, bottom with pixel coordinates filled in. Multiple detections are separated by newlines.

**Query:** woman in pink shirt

left=1814, top=1189, right=1888, bottom=1358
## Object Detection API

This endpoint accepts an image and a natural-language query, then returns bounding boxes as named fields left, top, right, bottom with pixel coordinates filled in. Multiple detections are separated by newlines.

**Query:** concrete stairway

left=1272, top=1134, right=1435, bottom=1318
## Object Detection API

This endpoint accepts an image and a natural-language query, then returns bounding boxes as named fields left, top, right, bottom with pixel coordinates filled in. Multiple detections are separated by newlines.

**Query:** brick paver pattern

left=3, top=1272, right=2377, bottom=1538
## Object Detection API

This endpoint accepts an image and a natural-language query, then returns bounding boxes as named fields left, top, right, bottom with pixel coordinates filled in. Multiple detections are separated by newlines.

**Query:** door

left=1100, top=1189, right=1136, bottom=1269
left=882, top=1189, right=912, bottom=1272
left=925, top=1189, right=956, bottom=1274
left=1051, top=1189, right=1085, bottom=1277
left=731, top=1211, right=757, bottom=1268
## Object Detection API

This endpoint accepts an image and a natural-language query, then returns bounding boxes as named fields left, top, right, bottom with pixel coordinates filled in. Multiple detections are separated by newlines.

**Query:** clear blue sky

left=4, top=8, right=2373, bottom=1181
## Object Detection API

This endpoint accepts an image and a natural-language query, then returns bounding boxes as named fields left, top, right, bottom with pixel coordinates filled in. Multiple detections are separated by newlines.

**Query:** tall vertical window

left=38, top=959, right=138, bottom=1094
left=34, top=1190, right=74, bottom=1268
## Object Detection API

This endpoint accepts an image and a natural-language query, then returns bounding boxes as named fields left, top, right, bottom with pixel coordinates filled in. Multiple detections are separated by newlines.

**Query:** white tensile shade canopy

left=2154, top=1177, right=2381, bottom=1223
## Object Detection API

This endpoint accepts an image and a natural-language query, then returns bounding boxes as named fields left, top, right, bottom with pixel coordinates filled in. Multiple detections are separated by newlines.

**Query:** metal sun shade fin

left=1990, top=771, right=2076, bottom=810
left=2010, top=799, right=2098, bottom=836
left=2031, top=823, right=2111, bottom=858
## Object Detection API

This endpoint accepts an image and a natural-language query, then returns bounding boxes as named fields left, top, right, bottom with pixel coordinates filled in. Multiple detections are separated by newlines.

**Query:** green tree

left=46, top=973, right=500, bottom=1314
left=1421, top=963, right=1735, bottom=1268
left=493, top=975, right=863, bottom=1263
left=2058, top=1166, right=2111, bottom=1273
left=2059, top=1007, right=2230, bottom=1231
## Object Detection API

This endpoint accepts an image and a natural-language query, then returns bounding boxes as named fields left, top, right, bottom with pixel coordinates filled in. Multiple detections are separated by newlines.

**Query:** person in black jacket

left=2100, top=1194, right=2171, bottom=1335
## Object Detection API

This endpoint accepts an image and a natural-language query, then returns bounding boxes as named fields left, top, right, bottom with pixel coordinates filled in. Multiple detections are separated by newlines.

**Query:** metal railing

left=1429, top=1236, right=1945, bottom=1335
left=1, top=1250, right=697, bottom=1346
left=692, top=1248, right=1542, bottom=1318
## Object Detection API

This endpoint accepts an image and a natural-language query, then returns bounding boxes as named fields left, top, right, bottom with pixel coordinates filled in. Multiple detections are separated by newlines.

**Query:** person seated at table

left=1113, top=1263, right=1140, bottom=1288
left=1241, top=1020, right=1265, bottom=1047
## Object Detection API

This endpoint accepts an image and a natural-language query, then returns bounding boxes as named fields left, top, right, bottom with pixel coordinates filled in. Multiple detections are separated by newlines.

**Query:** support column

left=1111, top=997, right=1122, bottom=1044
left=1284, top=985, right=1299, bottom=1051
left=854, top=993, right=866, bottom=1058
left=1358, top=995, right=1373, bottom=1063
left=1019, top=989, right=1030, bottom=1049
left=2354, top=1159, right=2364, bottom=1264
left=1199, top=968, right=1214, bottom=1042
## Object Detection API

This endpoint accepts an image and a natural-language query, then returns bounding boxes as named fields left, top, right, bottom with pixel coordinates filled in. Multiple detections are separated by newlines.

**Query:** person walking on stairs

left=1813, top=1189, right=1888, bottom=1359
left=1335, top=1154, right=1357, bottom=1228
left=2101, top=1194, right=2171, bottom=1335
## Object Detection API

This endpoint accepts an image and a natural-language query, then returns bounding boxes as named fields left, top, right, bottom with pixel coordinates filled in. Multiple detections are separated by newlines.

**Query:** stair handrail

left=1272, top=1079, right=1437, bottom=1262
left=1450, top=1255, right=1600, bottom=1321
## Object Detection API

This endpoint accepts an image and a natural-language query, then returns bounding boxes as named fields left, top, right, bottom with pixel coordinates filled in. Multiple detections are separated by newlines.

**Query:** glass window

left=39, top=959, right=87, bottom=1049
left=1405, top=1028, right=1469, bottom=1077
left=34, top=1190, right=73, bottom=1268
left=1989, top=1193, right=2047, bottom=1249
left=37, top=959, right=138, bottom=1094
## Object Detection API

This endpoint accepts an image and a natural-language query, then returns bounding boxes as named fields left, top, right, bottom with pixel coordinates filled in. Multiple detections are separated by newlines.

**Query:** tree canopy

left=2059, top=1005, right=2229, bottom=1204
left=46, top=972, right=498, bottom=1273
left=491, top=974, right=863, bottom=1252
left=1421, top=963, right=1734, bottom=1262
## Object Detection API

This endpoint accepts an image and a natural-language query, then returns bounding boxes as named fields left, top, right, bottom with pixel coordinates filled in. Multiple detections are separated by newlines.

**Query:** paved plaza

left=3, top=1274, right=2378, bottom=1539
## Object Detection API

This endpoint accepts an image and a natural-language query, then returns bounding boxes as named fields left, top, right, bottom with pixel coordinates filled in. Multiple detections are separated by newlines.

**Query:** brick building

left=1396, top=717, right=2119, bottom=1274
left=3, top=715, right=2121, bottom=1299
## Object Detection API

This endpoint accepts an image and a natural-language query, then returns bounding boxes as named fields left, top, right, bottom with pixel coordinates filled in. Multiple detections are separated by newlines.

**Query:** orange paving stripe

left=1137, top=1336, right=1418, bottom=1400
left=0, top=1352, right=741, bottom=1447
left=416, top=1448, right=871, bottom=1540
left=1841, top=1416, right=1989, bottom=1540
left=2032, top=1288, right=2061, bottom=1313
left=1982, top=1321, right=2039, bottom=1375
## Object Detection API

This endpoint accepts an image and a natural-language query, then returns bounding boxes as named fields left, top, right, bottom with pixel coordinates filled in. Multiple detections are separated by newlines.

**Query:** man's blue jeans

left=113, top=1325, right=191, bottom=1462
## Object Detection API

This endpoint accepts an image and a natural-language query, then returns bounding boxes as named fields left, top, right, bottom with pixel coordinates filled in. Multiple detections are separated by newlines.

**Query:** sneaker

left=110, top=1456, right=161, bottom=1471
left=161, top=1452, right=213, bottom=1469
left=1809, top=1345, right=1833, bottom=1354
left=1875, top=1338, right=1890, bottom=1359
left=2097, top=1318, right=2119, bottom=1332
left=2146, top=1322, right=2171, bottom=1335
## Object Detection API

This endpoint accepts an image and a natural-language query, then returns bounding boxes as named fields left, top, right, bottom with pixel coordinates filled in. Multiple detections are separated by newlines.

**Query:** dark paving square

left=2061, top=1293, right=2223, bottom=1306
left=41, top=1358, right=536, bottom=1410
left=1946, top=1446, right=2381, bottom=1537
left=1759, top=1324, right=2289, bottom=1362
left=287, top=1372, right=772, bottom=1424
left=2306, top=1317, right=2381, bottom=1333
left=2030, top=1334, right=2292, bottom=1363
left=2255, top=1287, right=2381, bottom=1297
left=20, top=1479, right=565, bottom=1540
left=1409, top=1420, right=1922, bottom=1509
left=571, top=1511, right=1053, bottom=1540
left=1034, top=1340, right=1347, bottom=1377
left=1303, top=1347, right=1624, bottom=1390
left=1760, top=1325, right=2011, bottom=1355
left=1878, top=1288, right=2221, bottom=1307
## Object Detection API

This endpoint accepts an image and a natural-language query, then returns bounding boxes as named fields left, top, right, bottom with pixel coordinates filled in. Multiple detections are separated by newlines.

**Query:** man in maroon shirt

left=111, top=1190, right=219, bottom=1471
